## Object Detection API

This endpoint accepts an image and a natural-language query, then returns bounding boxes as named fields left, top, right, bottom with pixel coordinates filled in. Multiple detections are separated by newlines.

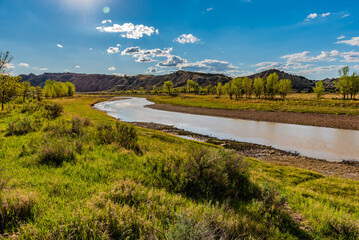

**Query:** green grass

left=147, top=93, right=359, bottom=115
left=0, top=96, right=357, bottom=239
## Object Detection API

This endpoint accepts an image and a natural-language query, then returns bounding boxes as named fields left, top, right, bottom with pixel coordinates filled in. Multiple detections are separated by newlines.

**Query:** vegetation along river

left=94, top=97, right=359, bottom=162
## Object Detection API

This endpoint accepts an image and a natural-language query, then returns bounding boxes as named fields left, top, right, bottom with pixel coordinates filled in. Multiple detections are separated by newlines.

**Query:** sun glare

left=61, top=0, right=104, bottom=12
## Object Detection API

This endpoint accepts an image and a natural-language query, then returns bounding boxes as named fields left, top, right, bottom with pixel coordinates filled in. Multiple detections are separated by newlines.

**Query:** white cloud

left=75, top=65, right=80, bottom=68
left=39, top=68, right=48, bottom=71
left=57, top=44, right=63, bottom=48
left=340, top=51, right=359, bottom=62
left=206, top=8, right=213, bottom=11
left=353, top=65, right=359, bottom=70
left=281, top=50, right=341, bottom=63
left=337, top=36, right=345, bottom=40
left=108, top=66, right=116, bottom=71
left=342, top=14, right=350, bottom=18
left=175, top=34, right=200, bottom=44
left=306, top=13, right=318, bottom=20
left=321, top=12, right=331, bottom=17
left=89, top=48, right=93, bottom=51
left=294, top=65, right=344, bottom=75
left=18, top=63, right=29, bottom=68
left=4, top=63, right=15, bottom=70
left=179, top=59, right=238, bottom=73
left=101, top=19, right=112, bottom=24
left=336, top=37, right=359, bottom=46
left=96, top=22, right=159, bottom=39
left=147, top=67, right=164, bottom=74
left=113, top=73, right=125, bottom=77
left=122, top=47, right=172, bottom=62
left=107, top=46, right=120, bottom=54
left=253, top=62, right=283, bottom=72
left=157, top=55, right=187, bottom=68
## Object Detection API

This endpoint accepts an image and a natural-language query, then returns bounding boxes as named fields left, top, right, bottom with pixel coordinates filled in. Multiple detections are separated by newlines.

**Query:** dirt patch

left=148, top=104, right=359, bottom=131
left=132, top=122, right=359, bottom=181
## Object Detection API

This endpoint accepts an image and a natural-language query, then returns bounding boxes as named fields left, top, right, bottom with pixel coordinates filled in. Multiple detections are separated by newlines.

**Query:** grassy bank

left=0, top=95, right=358, bottom=239
left=147, top=93, right=359, bottom=115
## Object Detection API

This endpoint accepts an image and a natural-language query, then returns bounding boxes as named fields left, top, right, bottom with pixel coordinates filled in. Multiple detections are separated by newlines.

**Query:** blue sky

left=1, top=0, right=359, bottom=79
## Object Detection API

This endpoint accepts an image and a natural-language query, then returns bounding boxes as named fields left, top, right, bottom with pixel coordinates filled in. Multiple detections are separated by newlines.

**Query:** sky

left=1, top=0, right=359, bottom=80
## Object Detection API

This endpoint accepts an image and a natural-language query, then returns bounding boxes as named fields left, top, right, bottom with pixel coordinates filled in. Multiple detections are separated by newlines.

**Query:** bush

left=0, top=191, right=37, bottom=234
left=6, top=118, right=37, bottom=136
left=38, top=140, right=76, bottom=166
left=21, top=102, right=44, bottom=114
left=146, top=148, right=257, bottom=201
left=95, top=122, right=140, bottom=153
left=45, top=103, right=63, bottom=119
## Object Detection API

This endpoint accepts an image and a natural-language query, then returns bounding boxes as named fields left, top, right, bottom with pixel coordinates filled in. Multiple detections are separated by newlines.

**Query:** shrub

left=38, top=140, right=76, bottom=166
left=146, top=148, right=257, bottom=201
left=0, top=191, right=37, bottom=234
left=20, top=102, right=44, bottom=114
left=45, top=103, right=63, bottom=119
left=95, top=122, right=140, bottom=153
left=6, top=118, right=37, bottom=136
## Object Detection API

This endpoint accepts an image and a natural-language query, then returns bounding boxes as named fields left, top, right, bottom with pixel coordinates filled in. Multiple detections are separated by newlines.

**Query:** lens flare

left=103, top=6, right=110, bottom=14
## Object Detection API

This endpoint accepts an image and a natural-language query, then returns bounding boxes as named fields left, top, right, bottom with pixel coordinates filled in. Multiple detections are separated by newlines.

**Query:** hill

left=20, top=71, right=231, bottom=92
left=20, top=69, right=320, bottom=92
left=248, top=69, right=315, bottom=92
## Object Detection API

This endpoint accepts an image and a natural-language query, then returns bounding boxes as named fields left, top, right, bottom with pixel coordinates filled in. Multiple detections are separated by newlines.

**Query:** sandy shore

left=148, top=103, right=359, bottom=130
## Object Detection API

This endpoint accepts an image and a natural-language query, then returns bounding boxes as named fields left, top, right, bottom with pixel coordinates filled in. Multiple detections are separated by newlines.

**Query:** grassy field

left=0, top=95, right=358, bottom=239
left=147, top=93, right=359, bottom=115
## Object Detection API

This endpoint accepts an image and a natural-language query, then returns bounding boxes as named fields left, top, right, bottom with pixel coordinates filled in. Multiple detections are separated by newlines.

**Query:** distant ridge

left=20, top=69, right=328, bottom=93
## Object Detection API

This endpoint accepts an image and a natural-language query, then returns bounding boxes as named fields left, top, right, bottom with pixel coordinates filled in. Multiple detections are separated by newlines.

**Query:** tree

left=242, top=77, right=253, bottom=98
left=336, top=66, right=351, bottom=100
left=223, top=82, right=234, bottom=99
left=232, top=78, right=243, bottom=100
left=0, top=75, right=21, bottom=110
left=266, top=73, right=279, bottom=99
left=253, top=77, right=264, bottom=99
left=65, top=82, right=76, bottom=96
left=313, top=80, right=325, bottom=100
left=35, top=86, right=43, bottom=101
left=163, top=81, right=173, bottom=95
left=193, top=82, right=200, bottom=94
left=0, top=51, right=13, bottom=73
left=216, top=82, right=223, bottom=98
left=349, top=72, right=359, bottom=99
left=187, top=79, right=196, bottom=93
left=21, top=81, right=32, bottom=102
left=278, top=79, right=292, bottom=99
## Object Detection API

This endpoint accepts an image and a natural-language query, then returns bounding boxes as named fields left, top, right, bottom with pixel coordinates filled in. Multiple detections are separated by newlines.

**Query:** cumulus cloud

left=305, top=12, right=331, bottom=21
left=101, top=19, right=112, bottom=24
left=281, top=50, right=341, bottom=63
left=179, top=59, right=237, bottom=73
left=337, top=36, right=345, bottom=40
left=295, top=65, right=345, bottom=75
left=18, top=63, right=29, bottom=68
left=253, top=62, right=284, bottom=72
left=336, top=37, right=359, bottom=46
left=107, top=46, right=120, bottom=54
left=108, top=66, right=116, bottom=71
left=57, top=44, right=63, bottom=48
left=96, top=22, right=159, bottom=39
left=75, top=65, right=80, bottom=68
left=113, top=73, right=125, bottom=77
left=122, top=47, right=172, bottom=63
left=147, top=67, right=164, bottom=74
left=157, top=55, right=187, bottom=68
left=306, top=13, right=318, bottom=20
left=321, top=12, right=331, bottom=17
left=175, top=34, right=200, bottom=44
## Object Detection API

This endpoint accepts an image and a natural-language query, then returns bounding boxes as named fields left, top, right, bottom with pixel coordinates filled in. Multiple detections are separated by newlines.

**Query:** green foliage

left=20, top=81, right=31, bottom=102
left=45, top=102, right=64, bottom=118
left=254, top=77, right=264, bottom=98
left=242, top=77, right=253, bottom=98
left=216, top=82, right=223, bottom=98
left=313, top=80, right=325, bottom=100
left=336, top=66, right=359, bottom=100
left=163, top=81, right=174, bottom=95
left=266, top=73, right=279, bottom=99
left=0, top=75, right=22, bottom=110
left=223, top=82, right=234, bottom=99
left=0, top=51, right=13, bottom=74
left=278, top=79, right=292, bottom=99
left=44, top=80, right=75, bottom=98
left=231, top=77, right=243, bottom=99
left=38, top=140, right=76, bottom=166
left=6, top=117, right=38, bottom=136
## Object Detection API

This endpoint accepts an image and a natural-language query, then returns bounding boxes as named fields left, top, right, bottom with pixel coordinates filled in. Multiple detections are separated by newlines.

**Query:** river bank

left=132, top=121, right=359, bottom=181
left=148, top=103, right=359, bottom=130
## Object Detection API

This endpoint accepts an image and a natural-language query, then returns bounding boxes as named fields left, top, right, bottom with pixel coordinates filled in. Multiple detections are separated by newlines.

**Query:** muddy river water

left=94, top=97, right=359, bottom=162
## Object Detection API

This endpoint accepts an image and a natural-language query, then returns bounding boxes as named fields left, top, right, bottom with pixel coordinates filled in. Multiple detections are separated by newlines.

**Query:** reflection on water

left=94, top=97, right=359, bottom=162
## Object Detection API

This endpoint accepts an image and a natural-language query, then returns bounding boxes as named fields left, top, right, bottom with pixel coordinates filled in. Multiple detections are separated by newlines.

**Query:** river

left=94, top=97, right=359, bottom=162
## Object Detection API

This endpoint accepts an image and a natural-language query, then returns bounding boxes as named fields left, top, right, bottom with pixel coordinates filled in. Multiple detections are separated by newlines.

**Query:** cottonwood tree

left=242, top=77, right=253, bottom=98
left=266, top=73, right=279, bottom=99
left=35, top=86, right=43, bottom=101
left=163, top=81, right=173, bottom=95
left=216, top=82, right=223, bottom=98
left=187, top=79, right=196, bottom=93
left=224, top=82, right=234, bottom=99
left=278, top=79, right=292, bottom=99
left=253, top=77, right=264, bottom=99
left=313, top=80, right=325, bottom=100
left=0, top=51, right=13, bottom=73
left=21, top=81, right=32, bottom=102
left=232, top=77, right=243, bottom=100
left=336, top=67, right=351, bottom=100
left=0, top=75, right=21, bottom=110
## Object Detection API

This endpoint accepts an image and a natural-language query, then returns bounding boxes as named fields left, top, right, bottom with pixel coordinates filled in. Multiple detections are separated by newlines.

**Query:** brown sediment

left=132, top=122, right=359, bottom=181
left=147, top=103, right=359, bottom=131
